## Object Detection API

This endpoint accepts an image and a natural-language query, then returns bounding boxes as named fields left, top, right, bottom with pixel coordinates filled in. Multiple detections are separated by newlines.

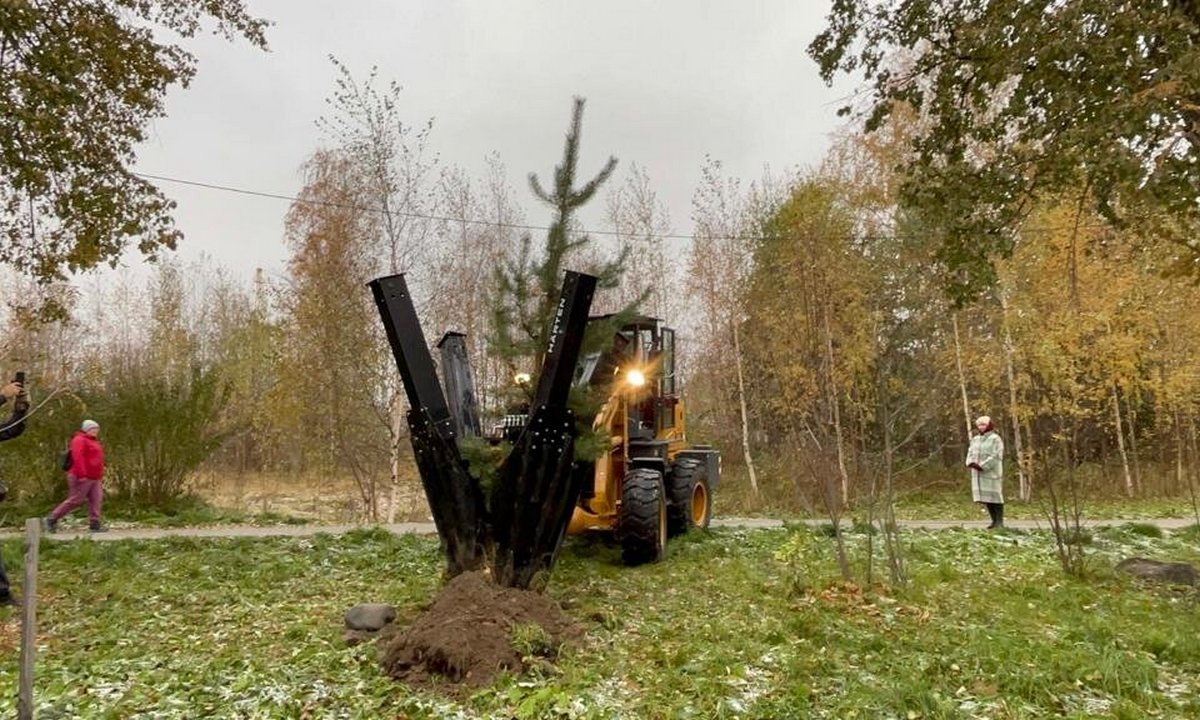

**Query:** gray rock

left=1116, top=557, right=1197, bottom=587
left=345, top=603, right=397, bottom=631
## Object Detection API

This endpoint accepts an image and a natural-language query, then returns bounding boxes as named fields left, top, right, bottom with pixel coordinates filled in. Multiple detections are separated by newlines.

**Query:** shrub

left=89, top=364, right=233, bottom=507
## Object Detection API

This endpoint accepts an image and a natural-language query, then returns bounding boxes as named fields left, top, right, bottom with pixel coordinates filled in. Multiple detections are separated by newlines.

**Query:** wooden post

left=18, top=517, right=40, bottom=720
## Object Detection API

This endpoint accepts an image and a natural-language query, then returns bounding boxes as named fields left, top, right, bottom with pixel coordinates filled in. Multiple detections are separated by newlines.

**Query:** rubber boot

left=994, top=503, right=1004, bottom=529
left=985, top=503, right=999, bottom=529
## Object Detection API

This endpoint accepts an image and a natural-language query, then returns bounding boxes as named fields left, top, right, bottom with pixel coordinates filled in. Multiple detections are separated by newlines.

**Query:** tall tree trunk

left=823, top=305, right=850, bottom=506
left=999, top=296, right=1029, bottom=500
left=1180, top=413, right=1200, bottom=526
left=1187, top=414, right=1200, bottom=526
left=1126, top=395, right=1142, bottom=491
left=1022, top=414, right=1036, bottom=496
left=952, top=313, right=972, bottom=441
left=1174, top=408, right=1186, bottom=492
left=1190, top=415, right=1200, bottom=523
left=1112, top=383, right=1134, bottom=497
left=730, top=318, right=760, bottom=498
left=877, top=356, right=905, bottom=586
left=386, top=391, right=405, bottom=523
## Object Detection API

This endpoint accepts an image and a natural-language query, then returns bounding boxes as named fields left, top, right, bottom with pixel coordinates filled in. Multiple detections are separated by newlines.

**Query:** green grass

left=1, top=525, right=1198, bottom=718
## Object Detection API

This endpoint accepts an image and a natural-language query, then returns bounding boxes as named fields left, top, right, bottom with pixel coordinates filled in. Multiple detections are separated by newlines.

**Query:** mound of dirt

left=380, top=571, right=577, bottom=690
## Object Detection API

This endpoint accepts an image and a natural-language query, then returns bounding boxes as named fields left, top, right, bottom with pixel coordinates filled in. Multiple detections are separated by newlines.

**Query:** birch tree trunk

left=1175, top=408, right=1186, bottom=491
left=823, top=305, right=850, bottom=506
left=731, top=319, right=760, bottom=499
left=1112, top=383, right=1134, bottom=497
left=1126, top=397, right=1142, bottom=491
left=1188, top=415, right=1200, bottom=525
left=881, top=399, right=905, bottom=585
left=952, top=313, right=972, bottom=440
left=999, top=296, right=1029, bottom=500
left=387, top=390, right=405, bottom=523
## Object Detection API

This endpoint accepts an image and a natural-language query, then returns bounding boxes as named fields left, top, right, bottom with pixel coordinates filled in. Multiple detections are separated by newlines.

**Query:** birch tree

left=319, top=59, right=442, bottom=521
left=687, top=157, right=763, bottom=499
left=604, top=164, right=678, bottom=322
left=276, top=151, right=390, bottom=519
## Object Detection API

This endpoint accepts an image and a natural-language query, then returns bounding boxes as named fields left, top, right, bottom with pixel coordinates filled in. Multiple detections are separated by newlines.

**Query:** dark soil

left=380, top=571, right=577, bottom=690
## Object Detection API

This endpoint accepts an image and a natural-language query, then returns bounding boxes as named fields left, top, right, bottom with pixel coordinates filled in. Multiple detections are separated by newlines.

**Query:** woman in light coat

left=966, top=415, right=1005, bottom=528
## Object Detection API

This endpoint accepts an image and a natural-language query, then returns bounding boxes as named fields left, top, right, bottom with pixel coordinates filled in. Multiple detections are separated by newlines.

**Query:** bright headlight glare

left=626, top=369, right=646, bottom=387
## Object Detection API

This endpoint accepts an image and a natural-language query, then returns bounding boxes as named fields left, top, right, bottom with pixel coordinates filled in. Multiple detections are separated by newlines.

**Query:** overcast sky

left=130, top=0, right=853, bottom=282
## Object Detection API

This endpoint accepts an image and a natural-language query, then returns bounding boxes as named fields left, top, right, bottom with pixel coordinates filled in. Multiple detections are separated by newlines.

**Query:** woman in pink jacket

left=45, top=419, right=106, bottom=533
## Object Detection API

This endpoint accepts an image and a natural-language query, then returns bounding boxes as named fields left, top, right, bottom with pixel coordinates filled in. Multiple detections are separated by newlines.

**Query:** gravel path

left=0, top=515, right=1193, bottom=542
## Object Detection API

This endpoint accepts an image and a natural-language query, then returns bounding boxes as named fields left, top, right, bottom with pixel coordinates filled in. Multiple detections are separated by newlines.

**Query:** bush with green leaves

left=87, top=363, right=234, bottom=506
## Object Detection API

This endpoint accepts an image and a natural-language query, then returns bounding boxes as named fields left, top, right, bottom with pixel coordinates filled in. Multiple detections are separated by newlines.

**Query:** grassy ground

left=1, top=524, right=1198, bottom=718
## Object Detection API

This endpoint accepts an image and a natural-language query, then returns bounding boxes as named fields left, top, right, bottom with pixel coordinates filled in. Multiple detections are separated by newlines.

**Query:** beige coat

left=966, top=430, right=1004, bottom=503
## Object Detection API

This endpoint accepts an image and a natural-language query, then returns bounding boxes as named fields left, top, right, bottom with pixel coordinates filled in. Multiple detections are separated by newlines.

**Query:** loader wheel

left=667, top=459, right=713, bottom=537
left=620, top=468, right=667, bottom=566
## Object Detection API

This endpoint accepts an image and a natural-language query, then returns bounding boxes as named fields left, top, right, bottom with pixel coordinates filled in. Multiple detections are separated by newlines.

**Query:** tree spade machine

left=372, top=270, right=718, bottom=573
left=563, top=314, right=719, bottom=565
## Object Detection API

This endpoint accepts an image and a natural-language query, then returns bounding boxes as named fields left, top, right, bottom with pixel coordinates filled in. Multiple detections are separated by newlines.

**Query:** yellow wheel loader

left=375, top=271, right=717, bottom=576
left=566, top=315, right=720, bottom=565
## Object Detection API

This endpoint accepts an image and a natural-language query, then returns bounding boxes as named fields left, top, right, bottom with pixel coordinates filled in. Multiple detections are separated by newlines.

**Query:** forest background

left=3, top=57, right=1199, bottom=530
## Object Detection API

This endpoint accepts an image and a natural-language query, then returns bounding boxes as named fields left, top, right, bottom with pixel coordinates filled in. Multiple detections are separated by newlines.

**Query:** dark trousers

left=985, top=502, right=1005, bottom=528
left=0, top=551, right=10, bottom=600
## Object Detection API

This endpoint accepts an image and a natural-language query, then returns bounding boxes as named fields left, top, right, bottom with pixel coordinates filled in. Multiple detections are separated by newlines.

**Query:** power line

left=135, top=170, right=1116, bottom=243
left=134, top=171, right=766, bottom=243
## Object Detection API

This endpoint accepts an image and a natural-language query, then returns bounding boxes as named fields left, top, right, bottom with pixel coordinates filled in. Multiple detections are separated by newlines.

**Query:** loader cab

left=575, top=314, right=680, bottom=440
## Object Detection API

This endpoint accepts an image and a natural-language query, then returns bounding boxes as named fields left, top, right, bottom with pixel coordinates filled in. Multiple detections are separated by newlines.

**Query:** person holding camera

left=0, top=375, right=30, bottom=606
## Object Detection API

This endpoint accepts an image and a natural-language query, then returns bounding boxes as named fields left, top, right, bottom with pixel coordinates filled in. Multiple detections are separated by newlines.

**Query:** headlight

left=626, top=369, right=646, bottom=388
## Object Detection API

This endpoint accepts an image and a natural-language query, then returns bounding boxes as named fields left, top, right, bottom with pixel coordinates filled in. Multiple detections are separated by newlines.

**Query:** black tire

left=667, top=459, right=713, bottom=537
left=620, top=468, right=667, bottom=566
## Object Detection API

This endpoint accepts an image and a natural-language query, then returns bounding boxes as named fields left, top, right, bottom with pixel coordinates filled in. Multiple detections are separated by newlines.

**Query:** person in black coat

left=0, top=377, right=30, bottom=606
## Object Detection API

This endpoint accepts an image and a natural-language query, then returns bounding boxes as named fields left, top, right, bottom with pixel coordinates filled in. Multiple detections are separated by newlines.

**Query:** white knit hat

left=81, top=419, right=99, bottom=432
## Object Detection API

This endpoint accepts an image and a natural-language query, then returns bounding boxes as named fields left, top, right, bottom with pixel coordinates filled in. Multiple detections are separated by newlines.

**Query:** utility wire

left=136, top=171, right=766, bottom=242
left=135, top=170, right=1116, bottom=242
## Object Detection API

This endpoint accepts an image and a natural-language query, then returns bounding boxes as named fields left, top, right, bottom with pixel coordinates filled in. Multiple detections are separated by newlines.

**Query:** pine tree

left=491, top=97, right=622, bottom=379
left=419, top=97, right=631, bottom=588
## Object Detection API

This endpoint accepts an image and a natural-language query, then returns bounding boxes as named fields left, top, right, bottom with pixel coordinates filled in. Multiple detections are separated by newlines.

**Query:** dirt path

left=0, top=516, right=1194, bottom=542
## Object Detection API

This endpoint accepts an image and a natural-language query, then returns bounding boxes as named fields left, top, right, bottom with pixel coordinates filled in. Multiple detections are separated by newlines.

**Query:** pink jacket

left=69, top=431, right=105, bottom=481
